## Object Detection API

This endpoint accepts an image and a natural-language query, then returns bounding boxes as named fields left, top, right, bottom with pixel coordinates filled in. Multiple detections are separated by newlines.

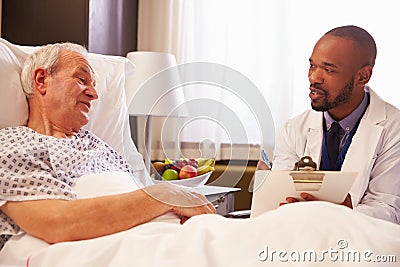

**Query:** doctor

left=270, top=25, right=400, bottom=224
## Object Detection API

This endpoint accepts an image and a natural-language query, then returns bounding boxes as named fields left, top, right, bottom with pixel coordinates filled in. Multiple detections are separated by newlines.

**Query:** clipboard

left=250, top=170, right=357, bottom=218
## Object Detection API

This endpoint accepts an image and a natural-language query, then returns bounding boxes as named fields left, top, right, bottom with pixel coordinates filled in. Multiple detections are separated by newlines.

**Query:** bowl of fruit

left=151, top=158, right=215, bottom=187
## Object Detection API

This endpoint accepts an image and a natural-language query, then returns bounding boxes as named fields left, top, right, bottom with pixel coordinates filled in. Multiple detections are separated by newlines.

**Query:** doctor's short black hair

left=325, top=25, right=377, bottom=67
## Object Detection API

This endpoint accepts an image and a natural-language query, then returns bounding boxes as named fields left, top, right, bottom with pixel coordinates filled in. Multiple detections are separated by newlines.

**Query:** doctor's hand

left=280, top=193, right=353, bottom=208
left=256, top=160, right=271, bottom=170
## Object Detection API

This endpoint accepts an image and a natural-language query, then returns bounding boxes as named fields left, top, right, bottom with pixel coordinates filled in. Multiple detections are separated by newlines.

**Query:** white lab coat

left=273, top=87, right=400, bottom=224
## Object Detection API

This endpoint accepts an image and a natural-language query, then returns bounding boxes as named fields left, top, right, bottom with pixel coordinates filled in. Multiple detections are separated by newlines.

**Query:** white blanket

left=1, top=173, right=399, bottom=267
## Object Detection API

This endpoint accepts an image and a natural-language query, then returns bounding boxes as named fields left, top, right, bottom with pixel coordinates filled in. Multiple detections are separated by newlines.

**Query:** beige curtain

left=136, top=0, right=400, bottom=161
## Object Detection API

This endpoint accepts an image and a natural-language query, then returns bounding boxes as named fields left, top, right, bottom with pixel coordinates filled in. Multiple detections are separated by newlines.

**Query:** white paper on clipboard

left=250, top=170, right=357, bottom=218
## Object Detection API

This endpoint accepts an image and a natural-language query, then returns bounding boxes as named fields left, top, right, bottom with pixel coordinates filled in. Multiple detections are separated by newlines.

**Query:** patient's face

left=44, top=50, right=98, bottom=133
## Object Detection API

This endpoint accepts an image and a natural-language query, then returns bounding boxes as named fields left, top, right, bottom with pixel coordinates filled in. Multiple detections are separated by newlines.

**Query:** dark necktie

left=326, top=122, right=341, bottom=168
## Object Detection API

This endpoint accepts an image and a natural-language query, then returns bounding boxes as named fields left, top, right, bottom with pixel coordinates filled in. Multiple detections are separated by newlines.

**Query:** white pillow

left=0, top=38, right=151, bottom=185
left=0, top=39, right=29, bottom=128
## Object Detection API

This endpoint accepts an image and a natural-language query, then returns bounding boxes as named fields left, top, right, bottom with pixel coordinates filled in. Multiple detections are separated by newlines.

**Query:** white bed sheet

left=1, top=173, right=400, bottom=267
left=1, top=202, right=399, bottom=267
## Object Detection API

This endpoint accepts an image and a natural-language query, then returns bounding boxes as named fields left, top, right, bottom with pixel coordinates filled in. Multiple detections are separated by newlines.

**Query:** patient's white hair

left=20, top=42, right=88, bottom=98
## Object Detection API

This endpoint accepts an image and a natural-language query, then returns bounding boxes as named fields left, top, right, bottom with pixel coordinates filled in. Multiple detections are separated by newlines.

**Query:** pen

left=261, top=149, right=272, bottom=168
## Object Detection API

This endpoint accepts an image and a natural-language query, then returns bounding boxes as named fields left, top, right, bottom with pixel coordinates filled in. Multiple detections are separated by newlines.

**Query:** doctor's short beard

left=311, top=77, right=355, bottom=112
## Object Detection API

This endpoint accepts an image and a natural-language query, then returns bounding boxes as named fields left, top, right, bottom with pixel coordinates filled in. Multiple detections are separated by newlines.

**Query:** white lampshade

left=125, top=51, right=188, bottom=171
left=126, top=51, right=186, bottom=117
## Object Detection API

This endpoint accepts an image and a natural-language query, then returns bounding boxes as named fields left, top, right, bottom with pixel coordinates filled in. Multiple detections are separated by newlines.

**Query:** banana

left=197, top=158, right=216, bottom=175
left=197, top=158, right=215, bottom=167
left=197, top=165, right=214, bottom=175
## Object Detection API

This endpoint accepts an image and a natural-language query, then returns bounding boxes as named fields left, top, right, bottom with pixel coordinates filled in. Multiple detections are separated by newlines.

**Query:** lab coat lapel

left=342, top=87, right=385, bottom=205
left=305, top=112, right=323, bottom=166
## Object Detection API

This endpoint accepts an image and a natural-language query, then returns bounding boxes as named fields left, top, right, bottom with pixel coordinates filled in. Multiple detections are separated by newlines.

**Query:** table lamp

left=126, top=51, right=186, bottom=172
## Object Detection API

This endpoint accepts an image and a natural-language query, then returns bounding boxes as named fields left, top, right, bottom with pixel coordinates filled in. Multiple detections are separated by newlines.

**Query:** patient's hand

left=281, top=193, right=353, bottom=208
left=144, top=183, right=216, bottom=224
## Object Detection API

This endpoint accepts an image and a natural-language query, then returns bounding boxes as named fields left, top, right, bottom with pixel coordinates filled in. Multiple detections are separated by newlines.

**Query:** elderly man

left=0, top=43, right=215, bottom=250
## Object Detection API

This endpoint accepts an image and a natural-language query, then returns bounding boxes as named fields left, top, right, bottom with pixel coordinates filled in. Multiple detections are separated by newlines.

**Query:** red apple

left=179, top=165, right=197, bottom=179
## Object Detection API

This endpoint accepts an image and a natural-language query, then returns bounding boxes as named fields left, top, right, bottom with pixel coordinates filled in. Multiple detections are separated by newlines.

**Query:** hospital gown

left=0, top=126, right=134, bottom=250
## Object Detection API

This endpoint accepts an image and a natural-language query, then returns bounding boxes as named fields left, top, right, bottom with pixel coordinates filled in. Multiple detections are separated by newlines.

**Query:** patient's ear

left=33, top=68, right=48, bottom=95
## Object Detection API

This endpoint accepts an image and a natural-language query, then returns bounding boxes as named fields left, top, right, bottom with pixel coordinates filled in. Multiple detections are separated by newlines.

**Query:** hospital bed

left=0, top=38, right=399, bottom=267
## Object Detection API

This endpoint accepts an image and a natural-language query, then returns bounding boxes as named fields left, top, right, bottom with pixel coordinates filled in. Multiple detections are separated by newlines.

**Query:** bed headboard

left=0, top=38, right=151, bottom=186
